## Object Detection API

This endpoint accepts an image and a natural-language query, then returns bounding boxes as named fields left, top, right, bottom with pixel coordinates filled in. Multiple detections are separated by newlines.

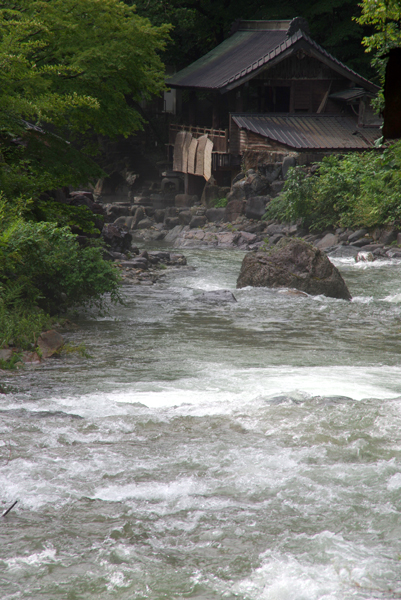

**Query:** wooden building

left=166, top=18, right=381, bottom=189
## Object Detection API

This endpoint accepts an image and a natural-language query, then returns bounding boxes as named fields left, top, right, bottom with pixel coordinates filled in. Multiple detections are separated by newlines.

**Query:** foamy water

left=2, top=248, right=401, bottom=599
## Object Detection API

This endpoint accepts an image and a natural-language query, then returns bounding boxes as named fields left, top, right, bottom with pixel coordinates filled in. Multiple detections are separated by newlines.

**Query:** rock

left=131, top=206, right=145, bottom=228
left=270, top=180, right=285, bottom=197
left=355, top=251, right=375, bottom=262
left=102, top=224, right=132, bottom=253
left=327, top=246, right=360, bottom=258
left=348, top=229, right=368, bottom=242
left=179, top=211, right=192, bottom=226
left=114, top=216, right=135, bottom=229
left=22, top=351, right=41, bottom=364
left=231, top=172, right=245, bottom=185
left=136, top=218, right=153, bottom=230
left=106, top=203, right=131, bottom=219
left=205, top=208, right=226, bottom=222
left=380, top=227, right=398, bottom=245
left=316, top=233, right=339, bottom=250
left=165, top=216, right=180, bottom=230
left=190, top=215, right=207, bottom=229
left=262, top=163, right=281, bottom=183
left=175, top=194, right=197, bottom=208
left=386, top=249, right=401, bottom=258
left=216, top=232, right=240, bottom=247
left=269, top=233, right=284, bottom=245
left=201, top=184, right=229, bottom=206
left=350, top=237, right=374, bottom=247
left=37, top=330, right=64, bottom=358
left=154, top=209, right=165, bottom=223
left=265, top=223, right=285, bottom=236
left=249, top=173, right=269, bottom=195
left=357, top=244, right=384, bottom=252
left=238, top=231, right=258, bottom=244
left=282, top=156, right=297, bottom=179
left=0, top=349, right=13, bottom=362
left=236, top=238, right=351, bottom=300
left=164, top=225, right=184, bottom=243
left=196, top=290, right=237, bottom=303
left=224, top=199, right=245, bottom=222
left=245, top=196, right=269, bottom=220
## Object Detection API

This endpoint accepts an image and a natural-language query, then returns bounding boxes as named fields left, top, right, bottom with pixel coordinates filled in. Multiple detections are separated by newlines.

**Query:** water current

left=2, top=248, right=401, bottom=599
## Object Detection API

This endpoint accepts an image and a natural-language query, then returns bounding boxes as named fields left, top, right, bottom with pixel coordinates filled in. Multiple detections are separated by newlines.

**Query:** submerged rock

left=236, top=238, right=352, bottom=300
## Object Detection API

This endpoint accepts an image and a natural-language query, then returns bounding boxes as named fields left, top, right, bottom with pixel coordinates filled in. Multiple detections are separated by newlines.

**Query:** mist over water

left=2, top=249, right=401, bottom=599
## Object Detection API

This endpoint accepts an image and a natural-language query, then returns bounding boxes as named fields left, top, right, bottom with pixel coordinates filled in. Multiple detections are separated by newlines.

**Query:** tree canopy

left=0, top=0, right=170, bottom=139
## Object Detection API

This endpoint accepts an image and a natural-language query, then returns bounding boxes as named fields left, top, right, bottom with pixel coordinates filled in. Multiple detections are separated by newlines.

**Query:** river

left=1, top=248, right=401, bottom=599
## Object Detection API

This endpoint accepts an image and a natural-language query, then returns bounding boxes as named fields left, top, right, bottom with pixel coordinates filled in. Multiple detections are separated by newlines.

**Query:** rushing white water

left=2, top=249, right=401, bottom=599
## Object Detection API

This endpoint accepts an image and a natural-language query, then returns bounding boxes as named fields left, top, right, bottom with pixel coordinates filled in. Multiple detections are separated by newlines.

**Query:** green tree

left=0, top=0, right=170, bottom=138
left=356, top=0, right=401, bottom=55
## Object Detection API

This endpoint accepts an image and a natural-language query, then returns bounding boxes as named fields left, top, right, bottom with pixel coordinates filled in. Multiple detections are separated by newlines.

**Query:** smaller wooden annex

left=166, top=17, right=382, bottom=192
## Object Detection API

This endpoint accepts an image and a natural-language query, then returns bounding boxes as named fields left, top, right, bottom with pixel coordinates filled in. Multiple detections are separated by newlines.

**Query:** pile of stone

left=115, top=249, right=188, bottom=286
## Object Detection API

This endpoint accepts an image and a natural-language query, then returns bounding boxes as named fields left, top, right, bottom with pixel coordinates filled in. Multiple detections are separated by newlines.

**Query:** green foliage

left=355, top=0, right=401, bottom=106
left=0, top=0, right=170, bottom=220
left=0, top=218, right=121, bottom=315
left=212, top=197, right=228, bottom=208
left=265, top=141, right=401, bottom=230
left=0, top=0, right=170, bottom=138
left=0, top=352, right=22, bottom=370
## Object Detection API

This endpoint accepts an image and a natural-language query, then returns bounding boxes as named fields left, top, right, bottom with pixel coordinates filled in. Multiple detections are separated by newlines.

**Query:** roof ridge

left=222, top=29, right=378, bottom=91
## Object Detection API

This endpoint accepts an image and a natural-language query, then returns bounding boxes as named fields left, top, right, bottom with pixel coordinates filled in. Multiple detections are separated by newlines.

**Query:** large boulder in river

left=236, top=238, right=351, bottom=300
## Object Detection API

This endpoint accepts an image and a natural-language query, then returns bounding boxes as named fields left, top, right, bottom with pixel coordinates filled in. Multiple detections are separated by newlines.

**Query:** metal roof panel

left=231, top=114, right=381, bottom=150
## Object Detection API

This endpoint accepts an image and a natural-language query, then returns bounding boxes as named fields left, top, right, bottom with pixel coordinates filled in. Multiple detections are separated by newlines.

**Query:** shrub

left=0, top=219, right=121, bottom=315
left=264, top=141, right=401, bottom=230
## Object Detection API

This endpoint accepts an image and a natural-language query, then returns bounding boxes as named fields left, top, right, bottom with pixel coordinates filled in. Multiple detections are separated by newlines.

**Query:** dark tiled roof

left=231, top=114, right=382, bottom=149
left=167, top=21, right=378, bottom=93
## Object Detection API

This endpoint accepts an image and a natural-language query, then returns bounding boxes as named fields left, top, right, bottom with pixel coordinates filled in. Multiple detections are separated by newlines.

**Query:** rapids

left=1, top=248, right=401, bottom=599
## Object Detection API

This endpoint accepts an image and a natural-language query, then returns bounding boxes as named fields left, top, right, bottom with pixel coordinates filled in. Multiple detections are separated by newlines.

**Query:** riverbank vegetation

left=265, top=141, right=401, bottom=231
left=0, top=0, right=169, bottom=352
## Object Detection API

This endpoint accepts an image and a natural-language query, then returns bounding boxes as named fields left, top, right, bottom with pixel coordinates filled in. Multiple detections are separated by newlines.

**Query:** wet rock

left=380, top=227, right=398, bottom=245
left=348, top=229, right=368, bottom=243
left=245, top=196, right=269, bottom=220
left=165, top=216, right=180, bottom=230
left=131, top=206, right=145, bottom=228
left=114, top=216, right=135, bottom=229
left=350, top=237, right=374, bottom=247
left=386, top=249, right=401, bottom=258
left=224, top=199, right=245, bottom=222
left=265, top=223, right=285, bottom=236
left=196, top=290, right=237, bottom=303
left=206, top=208, right=226, bottom=223
left=179, top=211, right=192, bottom=226
left=270, top=180, right=285, bottom=197
left=282, top=156, right=296, bottom=179
left=190, top=215, right=207, bottom=229
left=154, top=209, right=165, bottom=223
left=269, top=233, right=284, bottom=245
left=0, top=349, right=14, bottom=362
left=355, top=251, right=375, bottom=262
left=102, top=224, right=132, bottom=253
left=136, top=218, right=153, bottom=230
left=316, top=233, right=338, bottom=250
left=237, top=238, right=351, bottom=300
left=216, top=232, right=240, bottom=247
left=37, top=330, right=64, bottom=358
left=327, top=246, right=360, bottom=258
left=164, top=225, right=184, bottom=243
